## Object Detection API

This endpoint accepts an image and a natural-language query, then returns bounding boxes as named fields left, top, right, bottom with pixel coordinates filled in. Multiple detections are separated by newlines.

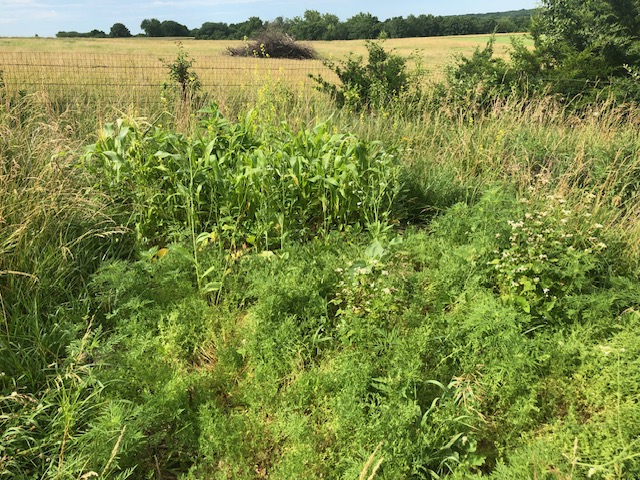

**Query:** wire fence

left=0, top=51, right=341, bottom=109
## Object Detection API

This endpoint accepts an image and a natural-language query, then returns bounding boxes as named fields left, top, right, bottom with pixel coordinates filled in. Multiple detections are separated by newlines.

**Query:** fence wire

left=0, top=51, right=339, bottom=109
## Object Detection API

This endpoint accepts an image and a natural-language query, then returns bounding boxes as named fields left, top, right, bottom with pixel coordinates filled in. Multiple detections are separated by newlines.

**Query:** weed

left=490, top=194, right=611, bottom=324
left=162, top=42, right=202, bottom=103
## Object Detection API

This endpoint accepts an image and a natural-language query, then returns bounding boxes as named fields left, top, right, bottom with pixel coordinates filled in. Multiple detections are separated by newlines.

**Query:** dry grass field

left=0, top=33, right=527, bottom=58
left=0, top=33, right=530, bottom=110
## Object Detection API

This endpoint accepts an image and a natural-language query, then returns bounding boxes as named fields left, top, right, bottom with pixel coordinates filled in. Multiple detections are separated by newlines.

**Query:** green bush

left=437, top=1, right=640, bottom=108
left=311, top=40, right=421, bottom=111
left=162, top=43, right=202, bottom=103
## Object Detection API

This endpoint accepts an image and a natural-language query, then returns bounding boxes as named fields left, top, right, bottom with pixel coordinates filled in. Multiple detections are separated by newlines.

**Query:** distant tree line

left=57, top=23, right=133, bottom=38
left=56, top=29, right=109, bottom=38
left=193, top=10, right=532, bottom=40
left=55, top=9, right=533, bottom=40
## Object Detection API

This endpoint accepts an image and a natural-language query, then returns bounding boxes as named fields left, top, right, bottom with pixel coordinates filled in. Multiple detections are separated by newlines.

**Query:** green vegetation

left=438, top=0, right=640, bottom=104
left=3, top=8, right=640, bottom=478
left=141, top=18, right=191, bottom=38
left=162, top=43, right=202, bottom=103
left=311, top=40, right=420, bottom=110
left=109, top=23, right=132, bottom=39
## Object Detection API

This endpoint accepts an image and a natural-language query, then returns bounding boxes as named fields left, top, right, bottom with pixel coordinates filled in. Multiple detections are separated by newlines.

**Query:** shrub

left=489, top=194, right=611, bottom=324
left=162, top=43, right=202, bottom=103
left=437, top=2, right=640, bottom=108
left=311, top=40, right=421, bottom=111
left=433, top=37, right=539, bottom=113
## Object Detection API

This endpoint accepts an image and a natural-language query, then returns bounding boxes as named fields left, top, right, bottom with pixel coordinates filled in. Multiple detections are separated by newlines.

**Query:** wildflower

left=598, top=345, right=612, bottom=356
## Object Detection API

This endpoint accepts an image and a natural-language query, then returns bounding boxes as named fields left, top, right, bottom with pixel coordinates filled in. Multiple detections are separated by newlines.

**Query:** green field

left=2, top=33, right=640, bottom=480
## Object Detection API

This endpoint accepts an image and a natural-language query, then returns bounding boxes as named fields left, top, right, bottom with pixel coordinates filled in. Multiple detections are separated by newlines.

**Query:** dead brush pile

left=227, top=30, right=318, bottom=60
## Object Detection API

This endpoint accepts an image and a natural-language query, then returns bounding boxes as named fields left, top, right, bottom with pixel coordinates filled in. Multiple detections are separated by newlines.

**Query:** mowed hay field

left=0, top=33, right=529, bottom=108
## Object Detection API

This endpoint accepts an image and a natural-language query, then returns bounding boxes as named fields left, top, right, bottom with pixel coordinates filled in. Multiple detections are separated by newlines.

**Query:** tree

left=110, top=23, right=132, bottom=38
left=160, top=20, right=190, bottom=37
left=232, top=16, right=264, bottom=39
left=195, top=22, right=231, bottom=40
left=321, top=13, right=343, bottom=40
left=88, top=29, right=107, bottom=38
left=289, top=10, right=325, bottom=40
left=495, top=18, right=519, bottom=33
left=531, top=0, right=640, bottom=78
left=344, top=12, right=381, bottom=40
left=141, top=18, right=163, bottom=37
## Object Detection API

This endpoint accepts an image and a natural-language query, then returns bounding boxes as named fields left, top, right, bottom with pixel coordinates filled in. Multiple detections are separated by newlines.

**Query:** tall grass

left=0, top=92, right=128, bottom=478
left=0, top=91, right=123, bottom=367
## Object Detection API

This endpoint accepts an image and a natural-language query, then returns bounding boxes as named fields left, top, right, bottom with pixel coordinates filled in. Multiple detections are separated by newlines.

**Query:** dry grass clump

left=226, top=30, right=318, bottom=59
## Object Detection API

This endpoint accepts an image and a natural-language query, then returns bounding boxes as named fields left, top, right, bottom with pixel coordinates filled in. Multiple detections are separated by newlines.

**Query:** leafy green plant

left=489, top=194, right=611, bottom=324
left=433, top=37, right=534, bottom=113
left=85, top=103, right=402, bottom=252
left=162, top=42, right=202, bottom=103
left=311, top=40, right=421, bottom=111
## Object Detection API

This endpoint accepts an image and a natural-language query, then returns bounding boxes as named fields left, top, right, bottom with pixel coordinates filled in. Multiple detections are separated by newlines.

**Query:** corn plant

left=85, top=103, right=402, bottom=253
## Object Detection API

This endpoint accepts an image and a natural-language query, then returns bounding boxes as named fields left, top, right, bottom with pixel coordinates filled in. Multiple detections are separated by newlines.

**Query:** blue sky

left=1, top=0, right=539, bottom=37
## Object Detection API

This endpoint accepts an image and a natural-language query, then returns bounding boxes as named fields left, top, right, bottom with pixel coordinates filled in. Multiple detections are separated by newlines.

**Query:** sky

left=0, top=0, right=539, bottom=38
